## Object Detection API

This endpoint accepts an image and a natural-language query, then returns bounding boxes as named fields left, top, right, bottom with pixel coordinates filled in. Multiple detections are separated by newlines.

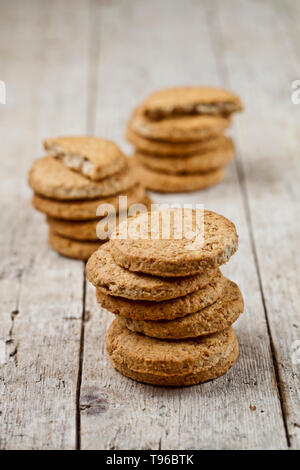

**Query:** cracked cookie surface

left=28, top=156, right=136, bottom=200
left=142, top=86, right=243, bottom=119
left=44, top=136, right=128, bottom=181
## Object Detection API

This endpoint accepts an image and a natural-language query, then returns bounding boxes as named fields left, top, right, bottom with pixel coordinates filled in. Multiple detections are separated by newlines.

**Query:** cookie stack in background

left=28, top=137, right=151, bottom=260
left=126, top=86, right=243, bottom=193
left=86, top=208, right=244, bottom=386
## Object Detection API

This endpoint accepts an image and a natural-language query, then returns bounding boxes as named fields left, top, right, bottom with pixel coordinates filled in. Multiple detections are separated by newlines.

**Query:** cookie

left=126, top=127, right=224, bottom=156
left=118, top=279, right=243, bottom=339
left=142, top=86, right=243, bottom=119
left=48, top=217, right=100, bottom=241
left=106, top=319, right=239, bottom=386
left=48, top=230, right=101, bottom=260
left=86, top=243, right=218, bottom=301
left=133, top=159, right=225, bottom=192
left=47, top=195, right=152, bottom=241
left=28, top=156, right=136, bottom=200
left=44, top=136, right=128, bottom=181
left=96, top=270, right=225, bottom=320
left=130, top=106, right=230, bottom=142
left=134, top=136, right=234, bottom=174
left=32, top=184, right=147, bottom=220
left=110, top=209, right=238, bottom=277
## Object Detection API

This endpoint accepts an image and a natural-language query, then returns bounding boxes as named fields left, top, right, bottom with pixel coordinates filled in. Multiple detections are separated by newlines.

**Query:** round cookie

left=126, top=127, right=224, bottom=156
left=130, top=106, right=230, bottom=143
left=46, top=195, right=153, bottom=241
left=119, top=279, right=243, bottom=339
left=106, top=319, right=239, bottom=386
left=48, top=217, right=99, bottom=241
left=142, top=86, right=243, bottom=119
left=96, top=270, right=225, bottom=320
left=28, top=156, right=136, bottom=200
left=48, top=230, right=101, bottom=260
left=133, top=160, right=225, bottom=193
left=44, top=136, right=128, bottom=181
left=110, top=208, right=238, bottom=277
left=86, top=243, right=218, bottom=301
left=134, top=136, right=234, bottom=174
left=32, top=184, right=147, bottom=220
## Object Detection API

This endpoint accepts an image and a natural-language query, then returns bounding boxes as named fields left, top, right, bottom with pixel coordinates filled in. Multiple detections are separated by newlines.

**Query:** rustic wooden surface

left=0, top=0, right=299, bottom=450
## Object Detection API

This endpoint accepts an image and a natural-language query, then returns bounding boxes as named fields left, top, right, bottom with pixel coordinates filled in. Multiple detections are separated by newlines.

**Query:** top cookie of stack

left=28, top=136, right=150, bottom=260
left=127, top=86, right=243, bottom=193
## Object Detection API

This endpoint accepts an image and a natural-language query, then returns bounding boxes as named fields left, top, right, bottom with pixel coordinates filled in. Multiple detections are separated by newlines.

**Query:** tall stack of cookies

left=86, top=208, right=244, bottom=386
left=28, top=137, right=151, bottom=260
left=126, top=87, right=243, bottom=193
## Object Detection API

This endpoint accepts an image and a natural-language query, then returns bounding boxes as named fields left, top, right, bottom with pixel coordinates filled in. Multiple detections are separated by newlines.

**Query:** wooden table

left=0, top=0, right=299, bottom=450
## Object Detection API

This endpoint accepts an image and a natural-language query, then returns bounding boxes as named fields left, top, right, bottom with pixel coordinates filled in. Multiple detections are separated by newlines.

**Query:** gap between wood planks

left=76, top=262, right=87, bottom=450
left=204, top=0, right=291, bottom=448
left=76, top=0, right=101, bottom=450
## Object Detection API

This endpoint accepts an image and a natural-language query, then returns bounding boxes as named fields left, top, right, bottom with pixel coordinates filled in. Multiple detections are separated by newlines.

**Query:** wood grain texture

left=1, top=0, right=299, bottom=450
left=0, top=0, right=88, bottom=449
left=211, top=0, right=300, bottom=447
left=80, top=0, right=288, bottom=450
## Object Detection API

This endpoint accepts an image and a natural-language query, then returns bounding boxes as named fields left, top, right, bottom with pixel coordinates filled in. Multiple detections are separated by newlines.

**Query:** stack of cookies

left=126, top=86, right=243, bottom=193
left=28, top=136, right=151, bottom=260
left=86, top=208, right=244, bottom=386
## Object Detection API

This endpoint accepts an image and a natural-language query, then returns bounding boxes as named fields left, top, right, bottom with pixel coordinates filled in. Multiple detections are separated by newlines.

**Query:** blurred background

left=1, top=0, right=299, bottom=165
left=1, top=0, right=299, bottom=265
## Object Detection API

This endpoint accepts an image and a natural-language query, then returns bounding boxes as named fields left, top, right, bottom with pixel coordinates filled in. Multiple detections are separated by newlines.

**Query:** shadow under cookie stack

left=126, top=87, right=243, bottom=193
left=28, top=137, right=151, bottom=260
left=86, top=208, right=244, bottom=386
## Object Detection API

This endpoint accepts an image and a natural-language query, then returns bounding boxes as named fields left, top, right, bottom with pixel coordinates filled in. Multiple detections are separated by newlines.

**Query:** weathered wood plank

left=80, top=0, right=287, bottom=449
left=213, top=0, right=300, bottom=448
left=0, top=0, right=89, bottom=449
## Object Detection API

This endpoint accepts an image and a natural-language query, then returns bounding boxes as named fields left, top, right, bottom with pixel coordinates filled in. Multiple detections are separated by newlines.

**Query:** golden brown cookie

left=110, top=347, right=238, bottom=386
left=86, top=243, right=218, bottom=301
left=130, top=107, right=230, bottom=143
left=142, top=86, right=243, bottom=119
left=28, top=156, right=136, bottom=200
left=126, top=127, right=224, bottom=156
left=48, top=230, right=101, bottom=260
left=106, top=319, right=239, bottom=386
left=118, top=279, right=243, bottom=339
left=44, top=136, right=128, bottom=181
left=110, top=209, right=238, bottom=277
left=32, top=184, right=147, bottom=220
left=48, top=217, right=99, bottom=241
left=134, top=136, right=234, bottom=175
left=133, top=159, right=225, bottom=192
left=96, top=270, right=225, bottom=320
left=47, top=194, right=153, bottom=241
